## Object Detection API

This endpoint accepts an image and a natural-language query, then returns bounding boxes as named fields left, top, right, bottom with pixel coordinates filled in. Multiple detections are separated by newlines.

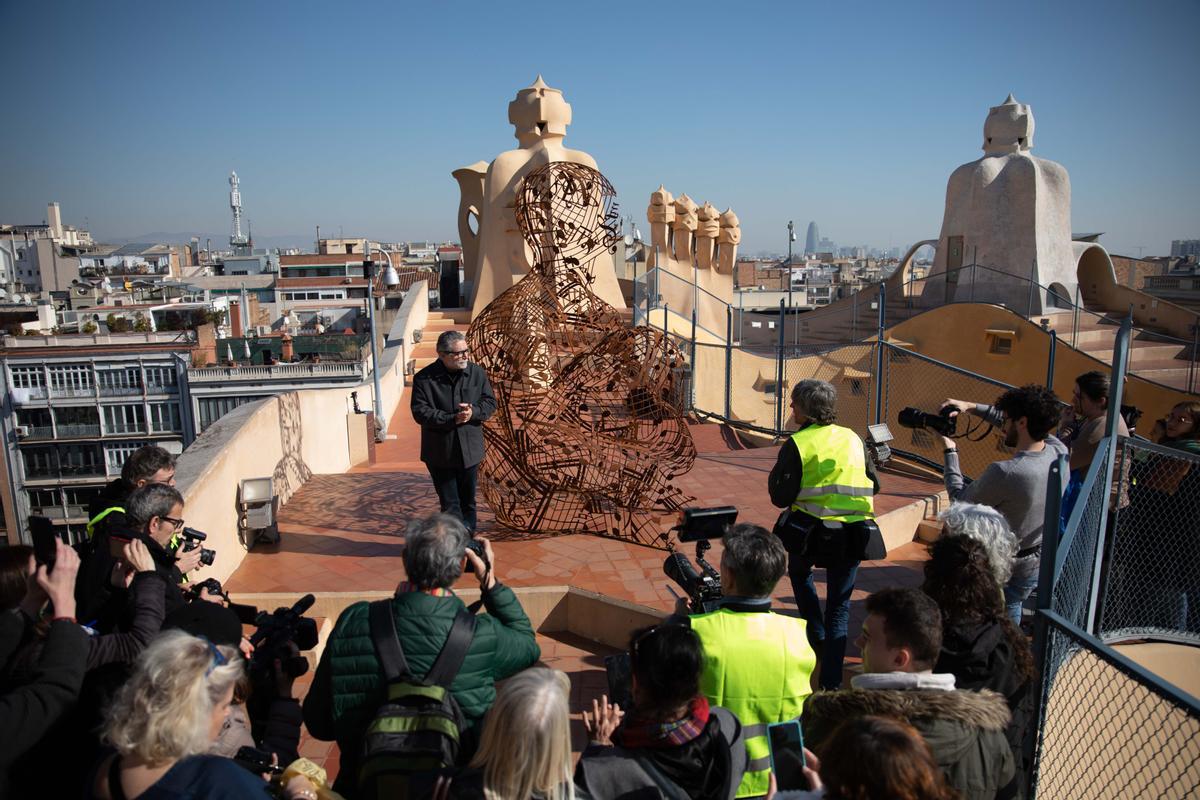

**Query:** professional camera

left=188, top=577, right=258, bottom=623
left=464, top=537, right=489, bottom=575
left=248, top=593, right=319, bottom=679
left=180, top=526, right=216, bottom=567
left=897, top=406, right=958, bottom=438
left=661, top=507, right=739, bottom=613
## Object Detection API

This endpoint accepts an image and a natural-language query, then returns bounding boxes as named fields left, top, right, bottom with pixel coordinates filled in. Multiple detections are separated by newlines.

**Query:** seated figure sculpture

left=467, top=162, right=696, bottom=546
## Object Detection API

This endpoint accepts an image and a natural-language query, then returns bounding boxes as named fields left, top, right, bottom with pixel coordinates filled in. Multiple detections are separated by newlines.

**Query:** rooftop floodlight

left=381, top=263, right=400, bottom=287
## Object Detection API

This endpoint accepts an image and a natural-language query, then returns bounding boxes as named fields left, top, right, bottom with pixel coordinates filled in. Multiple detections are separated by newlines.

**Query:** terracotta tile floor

left=229, top=376, right=939, bottom=779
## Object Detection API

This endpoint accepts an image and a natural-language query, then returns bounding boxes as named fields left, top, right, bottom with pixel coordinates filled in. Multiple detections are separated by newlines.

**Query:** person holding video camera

left=769, top=379, right=880, bottom=692
left=940, top=385, right=1068, bottom=625
left=669, top=523, right=815, bottom=799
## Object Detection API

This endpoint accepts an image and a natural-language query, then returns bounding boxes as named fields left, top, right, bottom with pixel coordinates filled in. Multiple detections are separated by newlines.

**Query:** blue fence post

left=1026, top=455, right=1066, bottom=799
left=1086, top=317, right=1132, bottom=634
left=690, top=308, right=698, bottom=412
left=775, top=299, right=786, bottom=433
left=724, top=305, right=733, bottom=420
left=873, top=282, right=887, bottom=425
left=1045, top=330, right=1057, bottom=390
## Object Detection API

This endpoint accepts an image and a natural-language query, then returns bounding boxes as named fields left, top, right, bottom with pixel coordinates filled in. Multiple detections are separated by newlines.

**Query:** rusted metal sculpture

left=468, top=162, right=696, bottom=547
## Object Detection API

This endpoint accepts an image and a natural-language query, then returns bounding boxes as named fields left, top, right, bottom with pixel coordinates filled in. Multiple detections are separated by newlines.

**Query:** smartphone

left=768, top=720, right=807, bottom=792
left=29, top=516, right=60, bottom=568
left=602, top=652, right=634, bottom=712
left=109, top=532, right=134, bottom=559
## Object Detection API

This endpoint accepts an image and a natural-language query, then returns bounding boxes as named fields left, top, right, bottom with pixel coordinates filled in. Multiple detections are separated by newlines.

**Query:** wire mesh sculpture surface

left=468, top=161, right=696, bottom=547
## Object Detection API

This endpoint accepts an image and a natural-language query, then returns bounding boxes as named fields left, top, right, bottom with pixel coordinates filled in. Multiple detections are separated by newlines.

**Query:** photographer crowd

left=0, top=366, right=1190, bottom=800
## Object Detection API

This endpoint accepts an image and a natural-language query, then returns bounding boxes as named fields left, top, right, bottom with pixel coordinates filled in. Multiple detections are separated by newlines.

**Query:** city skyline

left=2, top=1, right=1198, bottom=259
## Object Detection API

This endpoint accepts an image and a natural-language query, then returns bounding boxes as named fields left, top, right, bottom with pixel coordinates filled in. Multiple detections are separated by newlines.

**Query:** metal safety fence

left=1031, top=611, right=1200, bottom=799
left=1027, top=319, right=1200, bottom=797
left=1100, top=438, right=1200, bottom=645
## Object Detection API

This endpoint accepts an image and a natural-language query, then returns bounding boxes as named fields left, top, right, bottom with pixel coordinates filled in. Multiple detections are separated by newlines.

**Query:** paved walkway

left=226, top=327, right=939, bottom=783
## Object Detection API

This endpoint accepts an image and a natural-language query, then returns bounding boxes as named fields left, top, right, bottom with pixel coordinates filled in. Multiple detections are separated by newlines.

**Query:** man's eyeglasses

left=162, top=515, right=185, bottom=530
left=441, top=349, right=469, bottom=358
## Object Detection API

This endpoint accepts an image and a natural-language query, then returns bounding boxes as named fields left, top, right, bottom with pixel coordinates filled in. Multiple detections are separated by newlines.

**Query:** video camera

left=248, top=593, right=320, bottom=679
left=180, top=526, right=216, bottom=568
left=897, top=406, right=958, bottom=437
left=662, top=507, right=738, bottom=614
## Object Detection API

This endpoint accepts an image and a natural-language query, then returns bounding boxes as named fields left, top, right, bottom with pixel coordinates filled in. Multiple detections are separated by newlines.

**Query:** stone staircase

left=409, top=308, right=471, bottom=378
left=1039, top=305, right=1196, bottom=391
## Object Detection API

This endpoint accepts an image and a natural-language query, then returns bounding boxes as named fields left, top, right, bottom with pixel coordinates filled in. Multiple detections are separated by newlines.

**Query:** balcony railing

left=25, top=464, right=106, bottom=480
left=99, top=385, right=143, bottom=397
left=11, top=387, right=49, bottom=403
left=56, top=424, right=102, bottom=438
left=105, top=422, right=146, bottom=435
left=21, top=426, right=54, bottom=440
left=145, top=383, right=179, bottom=394
left=49, top=386, right=95, bottom=399
left=188, top=361, right=367, bottom=383
left=33, top=504, right=89, bottom=520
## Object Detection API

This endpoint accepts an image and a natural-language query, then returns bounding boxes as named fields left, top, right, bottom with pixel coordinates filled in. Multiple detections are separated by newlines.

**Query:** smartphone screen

left=602, top=652, right=634, bottom=712
left=768, top=720, right=807, bottom=791
left=29, top=516, right=60, bottom=568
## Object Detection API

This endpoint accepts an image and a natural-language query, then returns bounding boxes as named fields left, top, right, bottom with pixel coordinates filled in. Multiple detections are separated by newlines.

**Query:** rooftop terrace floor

left=226, top=387, right=938, bottom=783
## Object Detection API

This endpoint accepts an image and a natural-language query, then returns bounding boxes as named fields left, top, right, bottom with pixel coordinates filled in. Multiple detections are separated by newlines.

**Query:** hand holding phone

left=768, top=720, right=808, bottom=792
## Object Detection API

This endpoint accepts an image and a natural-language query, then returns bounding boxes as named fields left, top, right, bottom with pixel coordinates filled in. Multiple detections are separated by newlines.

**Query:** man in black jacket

left=77, top=445, right=180, bottom=624
left=410, top=330, right=496, bottom=533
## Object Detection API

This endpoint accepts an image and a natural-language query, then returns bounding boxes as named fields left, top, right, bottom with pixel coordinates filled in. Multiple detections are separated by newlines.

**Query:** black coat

left=410, top=359, right=496, bottom=469
left=0, top=615, right=88, bottom=794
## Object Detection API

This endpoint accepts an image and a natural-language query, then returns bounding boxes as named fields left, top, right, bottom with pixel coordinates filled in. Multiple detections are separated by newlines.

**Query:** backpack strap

left=424, top=608, right=477, bottom=689
left=369, top=599, right=412, bottom=682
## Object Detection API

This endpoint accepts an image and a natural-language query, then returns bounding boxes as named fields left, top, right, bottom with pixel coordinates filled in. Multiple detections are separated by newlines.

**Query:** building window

left=48, top=365, right=93, bottom=396
left=198, top=395, right=268, bottom=431
left=9, top=366, right=44, bottom=389
left=104, top=404, right=144, bottom=434
left=149, top=403, right=181, bottom=433
left=105, top=442, right=151, bottom=474
left=144, top=366, right=178, bottom=391
left=98, top=367, right=142, bottom=395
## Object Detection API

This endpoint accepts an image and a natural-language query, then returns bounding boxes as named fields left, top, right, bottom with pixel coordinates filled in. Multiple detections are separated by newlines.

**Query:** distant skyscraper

left=1170, top=239, right=1199, bottom=258
left=805, top=222, right=819, bottom=255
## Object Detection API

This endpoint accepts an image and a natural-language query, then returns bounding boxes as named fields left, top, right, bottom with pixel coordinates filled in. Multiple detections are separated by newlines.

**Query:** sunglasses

left=440, top=349, right=469, bottom=358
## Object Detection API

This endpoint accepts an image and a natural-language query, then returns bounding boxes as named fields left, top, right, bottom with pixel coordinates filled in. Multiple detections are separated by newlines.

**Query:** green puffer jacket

left=302, top=584, right=540, bottom=797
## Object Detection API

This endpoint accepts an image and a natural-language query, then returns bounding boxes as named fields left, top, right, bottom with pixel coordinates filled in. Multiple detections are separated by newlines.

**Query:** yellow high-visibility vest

left=788, top=424, right=875, bottom=523
left=691, top=608, right=816, bottom=798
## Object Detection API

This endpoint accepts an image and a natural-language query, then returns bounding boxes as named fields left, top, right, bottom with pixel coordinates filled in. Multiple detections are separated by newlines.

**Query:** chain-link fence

left=1100, top=438, right=1200, bottom=644
left=1050, top=446, right=1111, bottom=630
left=877, top=343, right=1016, bottom=478
left=1032, top=612, right=1200, bottom=799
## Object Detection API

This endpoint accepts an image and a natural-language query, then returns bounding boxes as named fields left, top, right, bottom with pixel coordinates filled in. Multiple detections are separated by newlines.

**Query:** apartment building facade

left=0, top=333, right=196, bottom=544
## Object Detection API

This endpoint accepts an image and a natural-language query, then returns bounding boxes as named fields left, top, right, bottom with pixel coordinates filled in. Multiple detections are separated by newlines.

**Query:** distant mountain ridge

left=99, top=231, right=315, bottom=250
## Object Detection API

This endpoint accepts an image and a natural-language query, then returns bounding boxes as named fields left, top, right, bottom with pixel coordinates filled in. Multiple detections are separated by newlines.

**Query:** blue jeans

left=785, top=552, right=860, bottom=690
left=1004, top=559, right=1039, bottom=626
left=427, top=464, right=478, bottom=533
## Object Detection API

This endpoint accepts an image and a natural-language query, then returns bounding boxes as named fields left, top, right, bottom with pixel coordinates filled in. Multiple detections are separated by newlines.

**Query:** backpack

left=359, top=599, right=477, bottom=800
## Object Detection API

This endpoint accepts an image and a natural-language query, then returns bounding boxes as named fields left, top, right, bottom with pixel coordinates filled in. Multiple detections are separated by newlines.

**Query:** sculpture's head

left=673, top=193, right=698, bottom=218
left=509, top=75, right=573, bottom=145
left=515, top=162, right=619, bottom=266
left=649, top=185, right=674, bottom=209
left=983, top=93, right=1035, bottom=155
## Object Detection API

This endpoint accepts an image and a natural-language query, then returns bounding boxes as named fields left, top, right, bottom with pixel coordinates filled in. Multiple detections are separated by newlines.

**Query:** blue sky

left=2, top=0, right=1197, bottom=257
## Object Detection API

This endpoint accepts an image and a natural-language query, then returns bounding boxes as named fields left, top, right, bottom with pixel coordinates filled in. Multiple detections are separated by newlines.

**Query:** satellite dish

left=0, top=289, right=7, bottom=299
left=623, top=234, right=633, bottom=247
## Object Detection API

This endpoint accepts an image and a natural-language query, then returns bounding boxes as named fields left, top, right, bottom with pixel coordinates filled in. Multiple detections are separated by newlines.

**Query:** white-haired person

left=938, top=501, right=1018, bottom=588
left=422, top=667, right=579, bottom=800
left=86, top=630, right=316, bottom=800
